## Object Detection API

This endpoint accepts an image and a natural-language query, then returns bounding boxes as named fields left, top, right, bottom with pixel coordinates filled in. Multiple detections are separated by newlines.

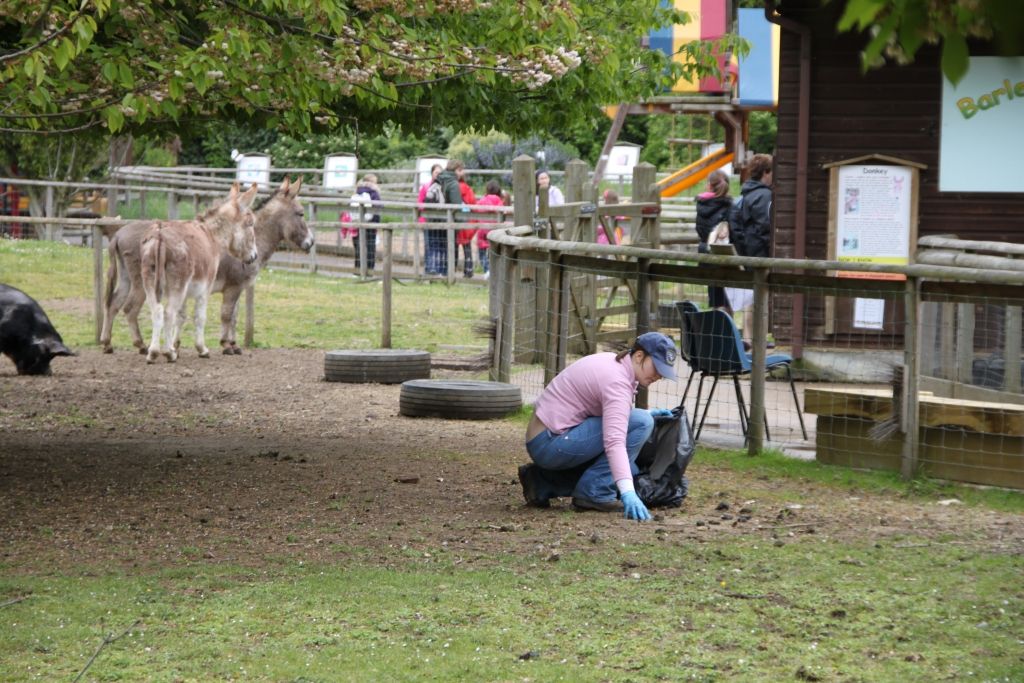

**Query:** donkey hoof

left=198, top=349, right=210, bottom=359
left=222, top=346, right=233, bottom=355
left=231, top=346, right=243, bottom=355
left=146, top=350, right=160, bottom=364
left=138, top=346, right=148, bottom=355
left=163, top=351, right=177, bottom=363
left=101, top=345, right=113, bottom=354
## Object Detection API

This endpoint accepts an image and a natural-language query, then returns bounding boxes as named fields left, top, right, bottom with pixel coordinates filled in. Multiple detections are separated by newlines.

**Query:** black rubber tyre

left=399, top=379, right=522, bottom=420
left=324, top=349, right=431, bottom=384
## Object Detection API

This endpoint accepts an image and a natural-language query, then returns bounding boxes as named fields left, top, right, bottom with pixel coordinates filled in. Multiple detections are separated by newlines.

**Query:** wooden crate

left=807, top=387, right=1024, bottom=489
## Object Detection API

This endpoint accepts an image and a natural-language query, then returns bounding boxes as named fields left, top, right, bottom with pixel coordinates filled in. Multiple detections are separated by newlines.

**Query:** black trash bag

left=634, top=406, right=695, bottom=508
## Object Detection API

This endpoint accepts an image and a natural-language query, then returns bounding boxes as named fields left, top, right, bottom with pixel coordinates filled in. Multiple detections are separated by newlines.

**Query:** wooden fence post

left=901, top=276, right=921, bottom=479
left=543, top=250, right=563, bottom=385
left=635, top=257, right=651, bottom=409
left=382, top=228, right=393, bottom=348
left=446, top=211, right=456, bottom=285
left=357, top=203, right=368, bottom=279
left=167, top=188, right=178, bottom=220
left=747, top=268, right=769, bottom=454
left=632, top=163, right=659, bottom=327
left=1005, top=306, right=1022, bottom=393
left=955, top=303, right=974, bottom=385
left=44, top=186, right=54, bottom=240
left=563, top=159, right=596, bottom=357
left=512, top=155, right=537, bottom=364
left=488, top=242, right=503, bottom=382
left=497, top=243, right=517, bottom=383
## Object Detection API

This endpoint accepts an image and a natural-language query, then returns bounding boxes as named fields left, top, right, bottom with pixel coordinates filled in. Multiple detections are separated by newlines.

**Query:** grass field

left=2, top=533, right=1021, bottom=682
left=0, top=238, right=490, bottom=352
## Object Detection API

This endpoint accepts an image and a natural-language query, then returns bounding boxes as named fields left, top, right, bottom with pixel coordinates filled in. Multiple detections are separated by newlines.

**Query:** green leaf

left=860, top=11, right=900, bottom=71
left=53, top=41, right=70, bottom=71
left=118, top=63, right=134, bottom=88
left=105, top=106, right=124, bottom=132
left=940, top=32, right=970, bottom=86
left=101, top=61, right=118, bottom=83
left=837, top=0, right=886, bottom=33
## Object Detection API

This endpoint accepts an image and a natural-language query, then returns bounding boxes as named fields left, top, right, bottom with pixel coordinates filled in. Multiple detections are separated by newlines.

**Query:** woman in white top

left=536, top=170, right=564, bottom=209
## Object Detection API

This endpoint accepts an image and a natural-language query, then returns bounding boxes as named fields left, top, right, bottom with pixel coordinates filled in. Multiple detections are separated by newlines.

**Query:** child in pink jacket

left=474, top=180, right=504, bottom=278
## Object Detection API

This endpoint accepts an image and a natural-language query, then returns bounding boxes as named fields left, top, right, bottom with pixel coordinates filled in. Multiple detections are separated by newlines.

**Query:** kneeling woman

left=519, top=332, right=678, bottom=521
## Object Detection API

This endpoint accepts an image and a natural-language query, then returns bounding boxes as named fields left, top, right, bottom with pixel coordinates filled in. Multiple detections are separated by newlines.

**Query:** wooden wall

left=770, top=1, right=1024, bottom=345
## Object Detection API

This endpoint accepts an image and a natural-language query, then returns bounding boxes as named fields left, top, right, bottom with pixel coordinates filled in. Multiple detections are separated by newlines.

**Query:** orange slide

left=656, top=148, right=734, bottom=198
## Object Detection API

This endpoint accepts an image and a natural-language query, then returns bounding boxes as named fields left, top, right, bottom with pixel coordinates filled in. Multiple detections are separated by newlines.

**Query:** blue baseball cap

left=636, top=332, right=678, bottom=381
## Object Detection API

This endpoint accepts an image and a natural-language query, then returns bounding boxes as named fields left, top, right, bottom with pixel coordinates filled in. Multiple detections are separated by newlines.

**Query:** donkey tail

left=154, top=223, right=166, bottom=302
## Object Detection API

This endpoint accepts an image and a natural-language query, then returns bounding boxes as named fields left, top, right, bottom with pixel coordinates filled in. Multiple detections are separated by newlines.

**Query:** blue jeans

left=526, top=409, right=654, bottom=502
left=425, top=228, right=447, bottom=274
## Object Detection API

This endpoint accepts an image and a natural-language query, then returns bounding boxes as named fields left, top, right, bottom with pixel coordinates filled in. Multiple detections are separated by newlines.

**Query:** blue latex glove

left=621, top=491, right=651, bottom=521
left=649, top=408, right=673, bottom=417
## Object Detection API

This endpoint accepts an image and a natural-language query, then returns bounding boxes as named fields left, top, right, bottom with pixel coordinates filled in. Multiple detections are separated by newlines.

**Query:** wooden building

left=767, top=0, right=1024, bottom=347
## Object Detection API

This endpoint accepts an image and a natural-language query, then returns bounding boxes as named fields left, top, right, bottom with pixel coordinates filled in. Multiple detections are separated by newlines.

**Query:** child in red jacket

left=474, top=180, right=505, bottom=278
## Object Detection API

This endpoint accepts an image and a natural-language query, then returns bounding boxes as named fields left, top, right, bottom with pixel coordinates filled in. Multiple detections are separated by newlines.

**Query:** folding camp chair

left=674, top=300, right=701, bottom=406
left=685, top=308, right=808, bottom=442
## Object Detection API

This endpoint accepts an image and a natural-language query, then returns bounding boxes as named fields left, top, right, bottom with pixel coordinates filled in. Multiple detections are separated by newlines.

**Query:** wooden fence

left=486, top=219, right=1024, bottom=488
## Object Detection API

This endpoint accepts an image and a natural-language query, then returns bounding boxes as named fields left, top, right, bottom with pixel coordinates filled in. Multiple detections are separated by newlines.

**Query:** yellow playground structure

left=596, top=3, right=780, bottom=196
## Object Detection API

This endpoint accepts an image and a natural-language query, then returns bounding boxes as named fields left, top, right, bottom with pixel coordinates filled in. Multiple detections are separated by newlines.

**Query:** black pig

left=0, top=284, right=75, bottom=375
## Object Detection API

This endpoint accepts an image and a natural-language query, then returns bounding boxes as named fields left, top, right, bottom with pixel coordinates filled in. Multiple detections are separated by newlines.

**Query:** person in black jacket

left=695, top=170, right=733, bottom=311
left=734, top=153, right=774, bottom=258
left=432, top=159, right=470, bottom=276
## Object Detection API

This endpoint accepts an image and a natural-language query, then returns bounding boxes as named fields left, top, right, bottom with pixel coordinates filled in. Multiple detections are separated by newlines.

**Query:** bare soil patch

left=1, top=349, right=1021, bottom=573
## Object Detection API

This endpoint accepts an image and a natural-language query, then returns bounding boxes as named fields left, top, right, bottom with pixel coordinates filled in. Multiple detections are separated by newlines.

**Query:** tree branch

left=0, top=1, right=90, bottom=65
left=0, top=119, right=107, bottom=135
left=0, top=595, right=30, bottom=609
left=73, top=619, right=141, bottom=683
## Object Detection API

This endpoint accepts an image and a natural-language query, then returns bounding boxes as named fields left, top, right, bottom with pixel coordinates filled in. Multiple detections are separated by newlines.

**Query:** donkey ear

left=239, top=183, right=259, bottom=209
left=289, top=176, right=302, bottom=198
left=229, top=182, right=240, bottom=199
left=280, top=177, right=291, bottom=194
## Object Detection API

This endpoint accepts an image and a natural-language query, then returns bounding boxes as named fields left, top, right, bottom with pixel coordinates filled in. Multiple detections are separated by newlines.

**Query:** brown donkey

left=138, top=183, right=259, bottom=363
left=101, top=177, right=313, bottom=355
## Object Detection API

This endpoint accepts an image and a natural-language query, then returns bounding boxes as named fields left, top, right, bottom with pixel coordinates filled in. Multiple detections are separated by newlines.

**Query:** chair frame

left=681, top=306, right=808, bottom=443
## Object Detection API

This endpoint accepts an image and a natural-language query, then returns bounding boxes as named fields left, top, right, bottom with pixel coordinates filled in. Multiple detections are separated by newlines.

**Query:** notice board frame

left=822, top=154, right=927, bottom=336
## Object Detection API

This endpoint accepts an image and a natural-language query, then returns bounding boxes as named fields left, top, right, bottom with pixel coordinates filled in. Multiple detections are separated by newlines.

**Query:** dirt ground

left=1, top=348, right=1021, bottom=574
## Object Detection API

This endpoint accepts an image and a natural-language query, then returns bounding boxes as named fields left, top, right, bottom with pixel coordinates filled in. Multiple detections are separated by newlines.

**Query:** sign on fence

left=415, top=156, right=448, bottom=191
left=236, top=153, right=271, bottom=187
left=324, top=153, right=358, bottom=190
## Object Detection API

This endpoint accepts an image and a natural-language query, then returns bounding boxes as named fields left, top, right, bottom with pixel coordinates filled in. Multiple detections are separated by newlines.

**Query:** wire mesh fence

left=487, top=228, right=1024, bottom=489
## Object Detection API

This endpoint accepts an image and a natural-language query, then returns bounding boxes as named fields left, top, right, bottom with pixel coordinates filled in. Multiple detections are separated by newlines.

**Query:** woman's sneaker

left=517, top=464, right=550, bottom=508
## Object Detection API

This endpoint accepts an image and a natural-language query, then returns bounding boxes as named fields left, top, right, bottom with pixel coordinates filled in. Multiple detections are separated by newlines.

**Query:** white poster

left=323, top=153, right=358, bottom=190
left=836, top=164, right=913, bottom=267
left=236, top=153, right=271, bottom=188
left=415, top=157, right=448, bottom=190
left=853, top=298, right=885, bottom=330
left=606, top=144, right=642, bottom=179
left=940, top=56, right=1024, bottom=192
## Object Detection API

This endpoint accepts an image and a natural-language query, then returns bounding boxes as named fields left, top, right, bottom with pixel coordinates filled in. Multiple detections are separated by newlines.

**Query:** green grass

left=705, top=448, right=1024, bottom=514
left=116, top=193, right=198, bottom=221
left=1, top=539, right=1021, bottom=681
left=0, top=239, right=490, bottom=352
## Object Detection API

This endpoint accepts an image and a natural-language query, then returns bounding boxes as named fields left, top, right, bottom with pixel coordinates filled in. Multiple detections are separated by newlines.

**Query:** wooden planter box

left=806, top=388, right=1024, bottom=490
